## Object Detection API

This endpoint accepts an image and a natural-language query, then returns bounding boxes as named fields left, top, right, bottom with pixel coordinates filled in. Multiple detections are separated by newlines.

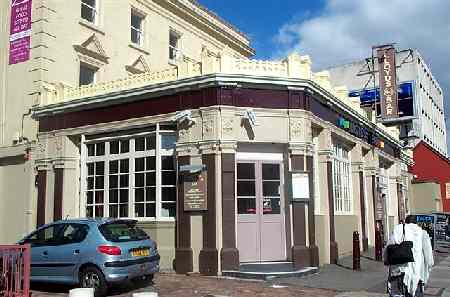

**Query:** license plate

left=131, top=249, right=150, bottom=257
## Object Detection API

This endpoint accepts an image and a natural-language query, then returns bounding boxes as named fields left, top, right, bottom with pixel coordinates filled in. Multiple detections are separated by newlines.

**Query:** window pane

left=87, top=163, right=94, bottom=175
left=80, top=65, right=96, bottom=86
left=135, top=158, right=145, bottom=172
left=87, top=191, right=93, bottom=204
left=131, top=14, right=142, bottom=29
left=109, top=175, right=118, bottom=188
left=135, top=138, right=145, bottom=151
left=109, top=205, right=118, bottom=218
left=262, top=164, right=280, bottom=180
left=86, top=206, right=93, bottom=218
left=145, top=187, right=156, bottom=201
left=162, top=171, right=176, bottom=185
left=161, top=156, right=174, bottom=170
left=135, top=188, right=144, bottom=202
left=146, top=157, right=156, bottom=170
left=169, top=31, right=178, bottom=47
left=109, top=160, right=119, bottom=174
left=87, top=144, right=95, bottom=156
left=146, top=203, right=156, bottom=217
left=161, top=203, right=176, bottom=218
left=120, top=159, right=129, bottom=173
left=87, top=177, right=94, bottom=190
left=109, top=189, right=118, bottom=203
left=110, top=141, right=119, bottom=154
left=95, top=191, right=104, bottom=203
left=237, top=163, right=255, bottom=179
left=238, top=198, right=256, bottom=214
left=237, top=181, right=255, bottom=196
left=135, top=173, right=144, bottom=187
left=119, top=175, right=129, bottom=187
left=135, top=204, right=144, bottom=217
left=162, top=187, right=176, bottom=201
left=120, top=189, right=129, bottom=202
left=146, top=172, right=156, bottom=186
left=263, top=181, right=280, bottom=196
left=121, top=140, right=129, bottom=153
left=81, top=5, right=95, bottom=23
left=263, top=198, right=280, bottom=215
left=131, top=29, right=140, bottom=44
left=82, top=0, right=95, bottom=7
left=161, top=134, right=176, bottom=150
left=119, top=205, right=128, bottom=217
left=146, top=135, right=156, bottom=150
left=95, top=176, right=104, bottom=189
left=95, top=205, right=103, bottom=217
left=96, top=143, right=105, bottom=156
left=95, top=162, right=104, bottom=175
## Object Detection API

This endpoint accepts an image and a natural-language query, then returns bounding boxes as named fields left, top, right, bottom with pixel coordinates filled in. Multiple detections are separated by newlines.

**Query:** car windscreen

left=99, top=222, right=149, bottom=242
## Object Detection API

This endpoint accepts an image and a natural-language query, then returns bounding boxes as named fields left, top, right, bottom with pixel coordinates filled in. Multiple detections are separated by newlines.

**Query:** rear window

left=99, top=222, right=149, bottom=242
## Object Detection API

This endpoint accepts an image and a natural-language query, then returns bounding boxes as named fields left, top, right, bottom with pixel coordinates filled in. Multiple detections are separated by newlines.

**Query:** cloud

left=273, top=0, right=450, bottom=154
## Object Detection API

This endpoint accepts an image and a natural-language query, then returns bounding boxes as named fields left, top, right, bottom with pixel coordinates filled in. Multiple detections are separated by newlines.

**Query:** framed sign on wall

left=288, top=171, right=310, bottom=202
left=183, top=171, right=207, bottom=211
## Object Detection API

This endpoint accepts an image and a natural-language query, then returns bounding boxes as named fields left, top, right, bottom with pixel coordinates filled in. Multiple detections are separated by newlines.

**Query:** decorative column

left=175, top=154, right=193, bottom=274
left=306, top=154, right=319, bottom=266
left=326, top=156, right=338, bottom=264
left=290, top=152, right=311, bottom=268
left=199, top=148, right=219, bottom=276
left=220, top=144, right=239, bottom=270
left=35, top=163, right=49, bottom=228
left=352, top=161, right=368, bottom=252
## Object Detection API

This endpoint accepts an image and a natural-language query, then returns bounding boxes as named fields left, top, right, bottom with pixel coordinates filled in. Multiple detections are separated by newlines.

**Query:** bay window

left=83, top=125, right=177, bottom=220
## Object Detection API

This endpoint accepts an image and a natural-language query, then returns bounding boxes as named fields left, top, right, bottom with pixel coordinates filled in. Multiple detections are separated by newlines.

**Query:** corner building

left=32, top=51, right=413, bottom=273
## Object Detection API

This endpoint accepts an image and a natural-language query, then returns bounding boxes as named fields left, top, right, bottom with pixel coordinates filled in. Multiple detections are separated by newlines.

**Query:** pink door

left=236, top=161, right=286, bottom=262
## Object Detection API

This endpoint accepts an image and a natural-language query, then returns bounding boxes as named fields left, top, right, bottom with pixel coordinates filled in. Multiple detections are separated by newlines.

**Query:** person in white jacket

left=384, top=216, right=434, bottom=297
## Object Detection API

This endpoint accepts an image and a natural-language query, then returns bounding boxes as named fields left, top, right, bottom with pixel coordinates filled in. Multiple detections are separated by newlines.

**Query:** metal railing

left=0, top=245, right=30, bottom=297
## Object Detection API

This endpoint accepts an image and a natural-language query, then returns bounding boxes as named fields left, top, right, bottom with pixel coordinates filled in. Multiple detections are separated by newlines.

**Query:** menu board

left=183, top=172, right=207, bottom=211
left=290, top=172, right=310, bottom=201
left=415, top=214, right=435, bottom=248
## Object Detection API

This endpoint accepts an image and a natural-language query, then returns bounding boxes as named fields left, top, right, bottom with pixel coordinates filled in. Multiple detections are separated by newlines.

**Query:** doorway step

left=222, top=262, right=318, bottom=280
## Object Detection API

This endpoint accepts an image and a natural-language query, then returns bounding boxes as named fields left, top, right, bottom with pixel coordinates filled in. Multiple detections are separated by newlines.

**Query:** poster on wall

left=9, top=0, right=32, bottom=65
left=289, top=172, right=310, bottom=201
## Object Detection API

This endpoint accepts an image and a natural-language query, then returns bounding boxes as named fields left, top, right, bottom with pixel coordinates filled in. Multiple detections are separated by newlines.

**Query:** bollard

left=374, top=222, right=383, bottom=261
left=69, top=288, right=94, bottom=297
left=353, top=231, right=361, bottom=270
left=132, top=292, right=158, bottom=297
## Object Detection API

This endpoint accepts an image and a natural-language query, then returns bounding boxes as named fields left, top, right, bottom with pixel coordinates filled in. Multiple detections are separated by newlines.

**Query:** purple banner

left=9, top=0, right=32, bottom=65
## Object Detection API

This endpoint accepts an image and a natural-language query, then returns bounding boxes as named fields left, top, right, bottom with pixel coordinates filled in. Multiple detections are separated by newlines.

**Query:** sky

left=198, top=0, right=450, bottom=156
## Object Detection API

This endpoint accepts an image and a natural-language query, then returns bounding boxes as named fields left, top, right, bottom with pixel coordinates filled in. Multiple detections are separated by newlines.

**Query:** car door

left=25, top=224, right=65, bottom=282
left=46, top=223, right=90, bottom=283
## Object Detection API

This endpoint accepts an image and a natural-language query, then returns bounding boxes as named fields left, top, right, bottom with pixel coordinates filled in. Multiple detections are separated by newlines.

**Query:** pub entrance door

left=236, top=161, right=286, bottom=262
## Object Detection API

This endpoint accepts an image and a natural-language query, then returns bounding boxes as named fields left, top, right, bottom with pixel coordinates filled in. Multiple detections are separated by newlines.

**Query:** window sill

left=79, top=19, right=105, bottom=35
left=129, top=43, right=150, bottom=55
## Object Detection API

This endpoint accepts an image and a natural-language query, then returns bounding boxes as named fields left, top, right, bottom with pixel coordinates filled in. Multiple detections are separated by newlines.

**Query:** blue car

left=19, top=218, right=160, bottom=296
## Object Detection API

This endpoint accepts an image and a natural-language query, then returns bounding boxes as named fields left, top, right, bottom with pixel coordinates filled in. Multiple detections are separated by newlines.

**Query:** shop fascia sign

left=337, top=116, right=385, bottom=149
left=376, top=45, right=399, bottom=119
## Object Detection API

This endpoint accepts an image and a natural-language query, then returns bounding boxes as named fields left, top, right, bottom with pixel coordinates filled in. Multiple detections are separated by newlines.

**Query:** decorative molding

left=289, top=142, right=314, bottom=156
left=351, top=161, right=365, bottom=172
left=126, top=55, right=151, bottom=75
left=221, top=117, right=234, bottom=139
left=202, top=117, right=216, bottom=140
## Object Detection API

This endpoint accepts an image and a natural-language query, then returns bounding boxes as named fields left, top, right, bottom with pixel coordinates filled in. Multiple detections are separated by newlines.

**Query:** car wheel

left=79, top=266, right=108, bottom=297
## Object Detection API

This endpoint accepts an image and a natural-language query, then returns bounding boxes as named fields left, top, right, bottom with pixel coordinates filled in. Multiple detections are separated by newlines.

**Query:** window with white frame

left=81, top=0, right=97, bottom=23
left=83, top=125, right=177, bottom=220
left=332, top=143, right=352, bottom=213
left=131, top=11, right=144, bottom=46
left=169, top=30, right=181, bottom=61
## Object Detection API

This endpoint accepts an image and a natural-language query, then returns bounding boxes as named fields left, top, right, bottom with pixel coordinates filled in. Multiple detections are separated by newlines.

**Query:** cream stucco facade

left=0, top=0, right=253, bottom=244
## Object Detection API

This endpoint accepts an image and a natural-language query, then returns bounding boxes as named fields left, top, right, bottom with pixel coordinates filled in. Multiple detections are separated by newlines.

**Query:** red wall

left=409, top=141, right=450, bottom=211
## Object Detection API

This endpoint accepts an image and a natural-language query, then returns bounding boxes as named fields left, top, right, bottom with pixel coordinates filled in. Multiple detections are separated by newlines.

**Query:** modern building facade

left=30, top=51, right=413, bottom=273
left=409, top=141, right=450, bottom=212
left=0, top=0, right=253, bottom=244
left=325, top=49, right=447, bottom=157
